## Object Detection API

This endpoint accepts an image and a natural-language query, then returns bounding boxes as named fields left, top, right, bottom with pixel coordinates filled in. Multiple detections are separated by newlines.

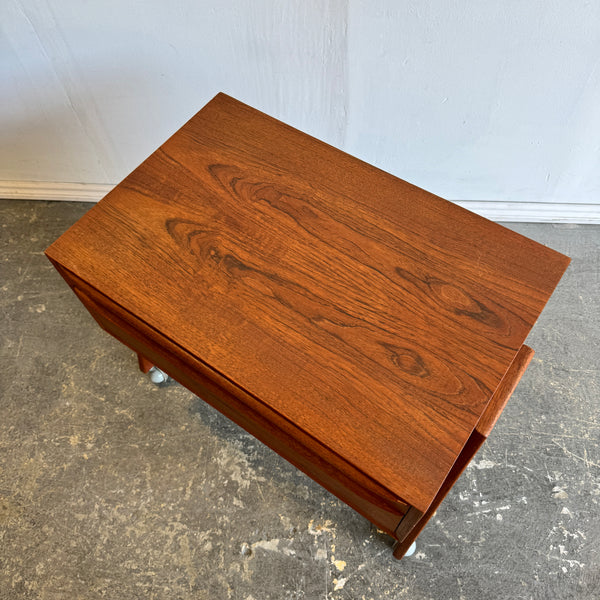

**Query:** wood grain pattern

left=46, top=93, right=570, bottom=517
left=50, top=260, right=408, bottom=535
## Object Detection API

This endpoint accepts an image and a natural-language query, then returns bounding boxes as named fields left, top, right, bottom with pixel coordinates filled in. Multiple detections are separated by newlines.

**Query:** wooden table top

left=47, top=93, right=570, bottom=513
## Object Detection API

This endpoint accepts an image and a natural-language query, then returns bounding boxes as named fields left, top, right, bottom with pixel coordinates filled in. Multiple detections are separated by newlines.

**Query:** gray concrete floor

left=1, top=199, right=598, bottom=600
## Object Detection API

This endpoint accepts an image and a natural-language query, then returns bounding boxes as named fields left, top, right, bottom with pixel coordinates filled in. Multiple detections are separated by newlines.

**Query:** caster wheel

left=404, top=542, right=417, bottom=557
left=148, top=366, right=169, bottom=384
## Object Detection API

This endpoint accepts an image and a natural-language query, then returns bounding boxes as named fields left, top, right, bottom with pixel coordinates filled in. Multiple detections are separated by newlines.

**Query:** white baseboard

left=1, top=180, right=598, bottom=223
left=0, top=180, right=114, bottom=203
left=454, top=200, right=599, bottom=224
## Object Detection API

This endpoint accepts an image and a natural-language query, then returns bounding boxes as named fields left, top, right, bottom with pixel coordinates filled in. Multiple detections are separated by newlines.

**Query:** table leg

left=137, top=353, right=153, bottom=373
left=137, top=353, right=170, bottom=384
left=393, top=540, right=416, bottom=559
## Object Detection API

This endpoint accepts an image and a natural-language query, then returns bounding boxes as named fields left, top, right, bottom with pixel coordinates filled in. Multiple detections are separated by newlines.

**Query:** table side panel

left=476, top=345, right=535, bottom=438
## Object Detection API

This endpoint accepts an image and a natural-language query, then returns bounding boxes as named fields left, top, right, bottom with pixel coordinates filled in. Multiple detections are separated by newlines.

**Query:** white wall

left=346, top=1, right=600, bottom=206
left=2, top=0, right=599, bottom=221
left=2, top=0, right=348, bottom=184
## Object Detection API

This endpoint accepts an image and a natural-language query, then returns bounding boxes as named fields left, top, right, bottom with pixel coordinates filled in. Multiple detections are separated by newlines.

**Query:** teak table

left=46, top=93, right=570, bottom=559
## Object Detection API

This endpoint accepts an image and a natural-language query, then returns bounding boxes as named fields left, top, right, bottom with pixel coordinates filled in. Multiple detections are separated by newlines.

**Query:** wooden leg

left=137, top=353, right=154, bottom=374
left=393, top=537, right=417, bottom=559
left=138, top=353, right=170, bottom=384
left=392, top=506, right=423, bottom=559
left=393, top=540, right=416, bottom=559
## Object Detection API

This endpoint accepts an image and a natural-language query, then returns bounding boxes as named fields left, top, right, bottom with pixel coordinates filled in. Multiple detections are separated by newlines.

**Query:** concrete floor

left=1, top=199, right=598, bottom=599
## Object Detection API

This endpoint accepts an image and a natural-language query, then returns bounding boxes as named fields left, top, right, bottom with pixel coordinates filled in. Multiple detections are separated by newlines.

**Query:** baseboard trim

left=454, top=200, right=599, bottom=224
left=0, top=180, right=114, bottom=203
left=1, top=180, right=598, bottom=223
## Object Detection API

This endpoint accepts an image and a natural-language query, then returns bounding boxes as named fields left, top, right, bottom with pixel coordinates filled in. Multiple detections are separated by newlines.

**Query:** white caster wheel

left=148, top=366, right=169, bottom=384
left=404, top=542, right=417, bottom=557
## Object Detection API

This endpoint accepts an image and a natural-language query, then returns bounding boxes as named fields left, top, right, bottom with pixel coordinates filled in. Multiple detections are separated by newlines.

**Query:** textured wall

left=2, top=0, right=348, bottom=184
left=346, top=1, right=600, bottom=203
left=2, top=0, right=600, bottom=207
